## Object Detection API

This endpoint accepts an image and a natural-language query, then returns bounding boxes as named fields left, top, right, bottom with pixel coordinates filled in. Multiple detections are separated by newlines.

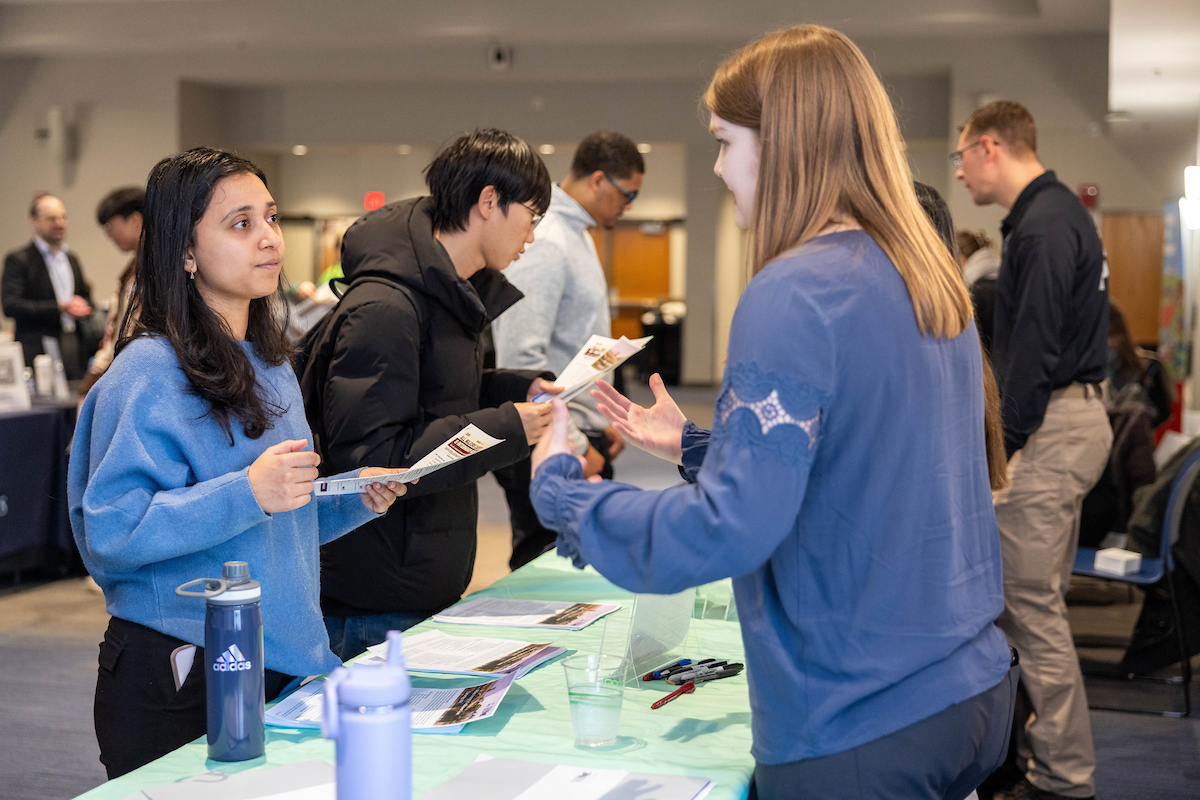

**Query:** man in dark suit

left=2, top=192, right=94, bottom=378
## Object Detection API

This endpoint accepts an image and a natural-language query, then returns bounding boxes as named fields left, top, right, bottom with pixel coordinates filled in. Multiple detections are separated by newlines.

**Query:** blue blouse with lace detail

left=531, top=230, right=1011, bottom=765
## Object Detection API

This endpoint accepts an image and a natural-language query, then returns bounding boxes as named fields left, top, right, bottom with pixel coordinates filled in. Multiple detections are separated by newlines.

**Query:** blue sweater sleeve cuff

left=530, top=453, right=592, bottom=569
left=678, top=421, right=711, bottom=483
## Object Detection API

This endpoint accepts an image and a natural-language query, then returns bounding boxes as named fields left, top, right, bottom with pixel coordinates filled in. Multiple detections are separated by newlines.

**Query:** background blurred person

left=491, top=130, right=644, bottom=570
left=2, top=192, right=94, bottom=377
left=958, top=229, right=1001, bottom=352
left=80, top=186, right=143, bottom=397
left=959, top=229, right=1002, bottom=286
left=1107, top=301, right=1174, bottom=428
left=955, top=99, right=1109, bottom=800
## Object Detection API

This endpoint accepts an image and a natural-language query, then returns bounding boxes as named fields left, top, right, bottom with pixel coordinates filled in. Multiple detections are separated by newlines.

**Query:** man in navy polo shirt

left=955, top=101, right=1110, bottom=800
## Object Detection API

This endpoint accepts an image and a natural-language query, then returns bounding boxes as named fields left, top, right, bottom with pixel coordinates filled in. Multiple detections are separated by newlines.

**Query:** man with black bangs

left=299, top=129, right=560, bottom=660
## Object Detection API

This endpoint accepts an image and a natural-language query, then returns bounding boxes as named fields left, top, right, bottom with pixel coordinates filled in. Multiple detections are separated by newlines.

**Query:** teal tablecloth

left=75, top=553, right=754, bottom=799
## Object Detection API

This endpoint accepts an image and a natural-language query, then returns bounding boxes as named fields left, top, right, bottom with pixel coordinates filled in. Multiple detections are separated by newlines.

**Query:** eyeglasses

left=949, top=139, right=995, bottom=170
left=604, top=173, right=639, bottom=205
left=520, top=202, right=544, bottom=228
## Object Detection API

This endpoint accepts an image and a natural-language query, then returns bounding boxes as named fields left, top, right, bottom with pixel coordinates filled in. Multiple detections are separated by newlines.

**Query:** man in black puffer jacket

left=298, top=130, right=559, bottom=659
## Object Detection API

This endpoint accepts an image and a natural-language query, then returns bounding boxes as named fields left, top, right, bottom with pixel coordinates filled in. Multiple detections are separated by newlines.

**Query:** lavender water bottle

left=322, top=630, right=411, bottom=800
left=176, top=561, right=265, bottom=762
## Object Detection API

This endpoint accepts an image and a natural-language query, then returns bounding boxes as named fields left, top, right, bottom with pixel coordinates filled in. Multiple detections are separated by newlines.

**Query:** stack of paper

left=265, top=672, right=515, bottom=734
left=433, top=597, right=620, bottom=631
left=362, top=630, right=564, bottom=678
left=420, top=755, right=715, bottom=800
left=313, top=424, right=503, bottom=495
left=532, top=334, right=652, bottom=403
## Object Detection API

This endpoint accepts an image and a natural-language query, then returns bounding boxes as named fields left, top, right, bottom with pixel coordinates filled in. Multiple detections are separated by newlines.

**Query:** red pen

left=651, top=681, right=695, bottom=709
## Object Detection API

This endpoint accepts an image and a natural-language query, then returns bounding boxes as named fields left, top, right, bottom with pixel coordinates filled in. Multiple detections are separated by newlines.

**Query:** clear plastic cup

left=562, top=654, right=626, bottom=746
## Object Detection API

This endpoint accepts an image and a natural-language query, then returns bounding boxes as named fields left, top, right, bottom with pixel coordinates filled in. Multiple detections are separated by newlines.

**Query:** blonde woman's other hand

left=591, top=373, right=686, bottom=465
left=531, top=400, right=593, bottom=480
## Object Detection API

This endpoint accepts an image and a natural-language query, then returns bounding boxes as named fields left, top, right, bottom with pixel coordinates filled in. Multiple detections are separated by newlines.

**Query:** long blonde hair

left=705, top=25, right=972, bottom=339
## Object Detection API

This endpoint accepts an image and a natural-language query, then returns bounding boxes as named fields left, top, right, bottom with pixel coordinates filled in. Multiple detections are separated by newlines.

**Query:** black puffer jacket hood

left=340, top=196, right=524, bottom=334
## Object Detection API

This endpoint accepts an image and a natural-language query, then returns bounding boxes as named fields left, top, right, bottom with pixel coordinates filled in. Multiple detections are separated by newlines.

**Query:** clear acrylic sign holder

left=599, top=588, right=698, bottom=688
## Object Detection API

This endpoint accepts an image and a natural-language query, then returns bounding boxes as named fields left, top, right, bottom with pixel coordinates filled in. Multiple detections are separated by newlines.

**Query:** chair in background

left=1072, top=446, right=1199, bottom=717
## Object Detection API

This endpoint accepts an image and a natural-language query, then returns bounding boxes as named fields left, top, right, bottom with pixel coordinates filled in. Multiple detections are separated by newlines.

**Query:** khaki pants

left=993, top=394, right=1112, bottom=798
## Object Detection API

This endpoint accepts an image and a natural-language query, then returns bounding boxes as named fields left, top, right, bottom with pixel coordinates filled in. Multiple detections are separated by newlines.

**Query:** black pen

left=667, top=662, right=740, bottom=684
left=662, top=659, right=711, bottom=677
left=689, top=665, right=744, bottom=684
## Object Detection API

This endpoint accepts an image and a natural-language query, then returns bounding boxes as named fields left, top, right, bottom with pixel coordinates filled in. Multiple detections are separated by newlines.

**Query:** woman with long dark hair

left=530, top=26, right=1015, bottom=799
left=69, top=147, right=405, bottom=778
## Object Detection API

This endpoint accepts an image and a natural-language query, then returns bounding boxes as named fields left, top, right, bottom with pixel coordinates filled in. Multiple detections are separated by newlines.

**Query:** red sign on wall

left=364, top=191, right=385, bottom=211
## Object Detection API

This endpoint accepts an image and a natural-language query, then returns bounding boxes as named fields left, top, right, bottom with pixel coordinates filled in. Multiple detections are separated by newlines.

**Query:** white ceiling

left=0, top=0, right=1108, bottom=57
left=1109, top=0, right=1200, bottom=193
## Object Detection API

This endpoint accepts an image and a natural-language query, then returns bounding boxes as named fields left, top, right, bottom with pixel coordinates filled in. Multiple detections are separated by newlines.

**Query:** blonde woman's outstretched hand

left=590, top=373, right=686, bottom=466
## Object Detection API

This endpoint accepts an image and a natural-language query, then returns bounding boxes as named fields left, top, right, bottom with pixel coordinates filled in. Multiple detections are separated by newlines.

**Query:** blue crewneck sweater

left=69, top=336, right=378, bottom=677
left=532, top=231, right=1012, bottom=765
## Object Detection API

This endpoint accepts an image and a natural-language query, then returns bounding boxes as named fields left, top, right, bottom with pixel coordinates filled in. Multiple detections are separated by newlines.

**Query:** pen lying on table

left=643, top=658, right=729, bottom=681
left=651, top=681, right=695, bottom=709
left=665, top=663, right=744, bottom=685
left=642, top=659, right=693, bottom=681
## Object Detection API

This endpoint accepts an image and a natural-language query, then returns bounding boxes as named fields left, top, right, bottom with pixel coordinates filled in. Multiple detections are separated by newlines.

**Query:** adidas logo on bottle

left=213, top=644, right=253, bottom=672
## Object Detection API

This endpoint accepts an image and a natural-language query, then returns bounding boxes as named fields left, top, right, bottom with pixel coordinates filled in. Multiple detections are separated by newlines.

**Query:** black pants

left=94, top=617, right=295, bottom=779
left=495, top=432, right=614, bottom=571
left=751, top=664, right=1020, bottom=800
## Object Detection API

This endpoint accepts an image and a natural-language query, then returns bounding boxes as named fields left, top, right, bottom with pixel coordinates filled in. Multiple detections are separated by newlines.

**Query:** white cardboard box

left=1094, top=548, right=1142, bottom=576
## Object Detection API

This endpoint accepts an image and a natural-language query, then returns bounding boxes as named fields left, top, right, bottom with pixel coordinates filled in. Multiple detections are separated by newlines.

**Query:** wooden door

left=590, top=223, right=672, bottom=340
left=1101, top=212, right=1164, bottom=346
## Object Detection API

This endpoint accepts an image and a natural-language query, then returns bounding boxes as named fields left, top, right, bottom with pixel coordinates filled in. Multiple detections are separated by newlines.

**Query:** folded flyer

left=313, top=424, right=503, bottom=495
left=363, top=629, right=564, bottom=678
left=433, top=597, right=620, bottom=631
left=265, top=672, right=516, bottom=734
left=533, top=334, right=652, bottom=403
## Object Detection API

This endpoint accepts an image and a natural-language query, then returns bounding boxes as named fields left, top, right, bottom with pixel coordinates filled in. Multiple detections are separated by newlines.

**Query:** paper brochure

left=433, top=597, right=620, bottom=631
left=313, top=424, right=503, bottom=495
left=363, top=629, right=564, bottom=678
left=265, top=672, right=516, bottom=733
left=532, top=335, right=652, bottom=403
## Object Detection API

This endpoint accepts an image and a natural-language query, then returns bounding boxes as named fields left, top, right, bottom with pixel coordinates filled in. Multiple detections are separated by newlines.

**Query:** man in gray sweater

left=492, top=131, right=645, bottom=569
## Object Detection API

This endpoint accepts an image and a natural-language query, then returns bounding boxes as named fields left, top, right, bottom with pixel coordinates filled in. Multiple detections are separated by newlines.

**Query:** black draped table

left=0, top=398, right=78, bottom=579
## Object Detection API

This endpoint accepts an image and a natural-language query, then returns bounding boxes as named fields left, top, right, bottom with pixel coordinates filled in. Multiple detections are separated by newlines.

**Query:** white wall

left=0, top=56, right=177, bottom=327
left=273, top=142, right=687, bottom=223
left=210, top=79, right=728, bottom=383
left=713, top=193, right=749, bottom=376
left=0, top=30, right=1178, bottom=381
left=274, top=147, right=436, bottom=218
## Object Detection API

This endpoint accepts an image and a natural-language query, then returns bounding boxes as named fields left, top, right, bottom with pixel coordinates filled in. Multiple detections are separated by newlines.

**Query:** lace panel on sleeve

left=712, top=362, right=826, bottom=463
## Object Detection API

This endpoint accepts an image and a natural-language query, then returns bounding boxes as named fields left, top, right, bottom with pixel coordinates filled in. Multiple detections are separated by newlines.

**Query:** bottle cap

left=334, top=631, right=411, bottom=708
left=223, top=561, right=251, bottom=584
